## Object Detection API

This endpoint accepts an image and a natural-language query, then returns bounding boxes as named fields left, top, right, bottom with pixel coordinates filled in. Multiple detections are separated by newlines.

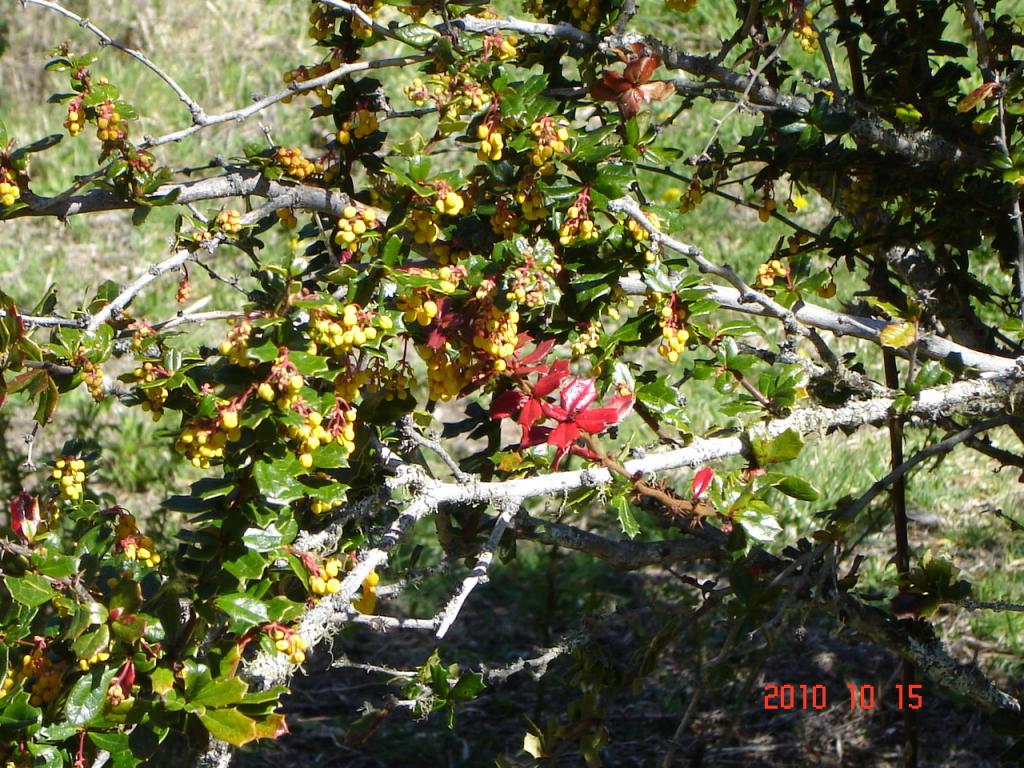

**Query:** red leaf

left=637, top=80, right=676, bottom=103
left=540, top=400, right=569, bottom=422
left=691, top=467, right=714, bottom=498
left=605, top=394, right=634, bottom=423
left=490, top=390, right=527, bottom=419
left=517, top=337, right=555, bottom=367
left=547, top=421, right=580, bottom=450
left=573, top=407, right=618, bottom=434
left=620, top=90, right=645, bottom=119
left=425, top=327, right=447, bottom=350
left=560, top=377, right=597, bottom=415
left=623, top=55, right=658, bottom=85
left=519, top=398, right=544, bottom=431
left=534, top=359, right=570, bottom=396
left=551, top=444, right=571, bottom=470
left=522, top=425, right=552, bottom=447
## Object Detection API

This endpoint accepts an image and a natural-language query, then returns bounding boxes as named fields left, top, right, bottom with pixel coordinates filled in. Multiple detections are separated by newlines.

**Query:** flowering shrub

left=2, top=0, right=1024, bottom=765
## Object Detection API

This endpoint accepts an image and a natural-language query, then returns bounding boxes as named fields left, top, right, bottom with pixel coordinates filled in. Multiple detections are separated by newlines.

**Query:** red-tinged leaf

left=522, top=425, right=552, bottom=447
left=547, top=421, right=580, bottom=450
left=541, top=400, right=569, bottom=422
left=534, top=359, right=570, bottom=396
left=516, top=337, right=554, bottom=367
left=560, top=377, right=597, bottom=415
left=589, top=81, right=622, bottom=102
left=10, top=491, right=40, bottom=544
left=621, top=90, right=645, bottom=119
left=637, top=80, right=675, bottom=103
left=551, top=444, right=571, bottom=470
left=691, top=467, right=714, bottom=498
left=605, top=394, right=634, bottom=423
left=519, top=398, right=544, bottom=429
left=574, top=407, right=618, bottom=434
left=425, top=327, right=447, bottom=350
left=568, top=444, right=600, bottom=462
left=623, top=55, right=658, bottom=85
left=957, top=81, right=1001, bottom=112
left=601, top=70, right=633, bottom=93
left=490, top=389, right=527, bottom=419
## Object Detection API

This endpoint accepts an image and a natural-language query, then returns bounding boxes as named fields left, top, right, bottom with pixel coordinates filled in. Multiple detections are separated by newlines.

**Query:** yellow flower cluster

left=571, top=322, right=601, bottom=356
left=309, top=557, right=344, bottom=597
left=757, top=197, right=776, bottom=223
left=558, top=205, right=599, bottom=246
left=756, top=258, right=788, bottom=288
left=490, top=198, right=519, bottom=239
left=257, top=361, right=305, bottom=410
left=271, top=626, right=308, bottom=665
left=677, top=180, right=704, bottom=213
left=529, top=118, right=569, bottom=167
left=218, top=321, right=254, bottom=368
left=495, top=34, right=518, bottom=59
left=29, top=668, right=61, bottom=708
left=352, top=569, right=380, bottom=614
left=310, top=497, right=343, bottom=515
left=420, top=345, right=471, bottom=401
left=134, top=361, right=169, bottom=420
left=116, top=510, right=162, bottom=568
left=77, top=650, right=111, bottom=672
left=333, top=366, right=372, bottom=402
left=276, top=208, right=298, bottom=229
left=337, top=109, right=379, bottom=145
left=0, top=178, right=20, bottom=208
left=432, top=241, right=469, bottom=265
left=1, top=670, right=13, bottom=697
left=795, top=11, right=819, bottom=53
left=309, top=302, right=391, bottom=356
left=477, top=123, right=505, bottom=162
left=282, top=60, right=334, bottom=106
left=95, top=101, right=125, bottom=143
left=52, top=457, right=86, bottom=503
left=404, top=77, right=430, bottom=107
left=350, top=0, right=383, bottom=39
left=308, top=3, right=334, bottom=40
left=288, top=410, right=333, bottom=469
left=567, top=0, right=604, bottom=32
left=841, top=176, right=873, bottom=213
left=472, top=305, right=520, bottom=372
left=216, top=208, right=243, bottom=234
left=333, top=204, right=378, bottom=254
left=408, top=208, right=441, bottom=244
left=64, top=100, right=85, bottom=137
left=82, top=358, right=105, bottom=402
left=274, top=146, right=320, bottom=179
left=399, top=292, right=440, bottom=327
left=515, top=176, right=546, bottom=220
left=657, top=302, right=690, bottom=363
left=435, top=189, right=466, bottom=216
left=176, top=420, right=240, bottom=468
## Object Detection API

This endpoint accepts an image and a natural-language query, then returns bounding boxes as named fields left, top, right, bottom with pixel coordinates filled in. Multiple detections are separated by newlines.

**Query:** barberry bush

left=2, top=0, right=1024, bottom=765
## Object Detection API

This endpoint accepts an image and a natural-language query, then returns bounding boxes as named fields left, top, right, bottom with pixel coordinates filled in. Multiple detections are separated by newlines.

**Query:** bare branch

left=141, top=53, right=427, bottom=148
left=434, top=500, right=519, bottom=639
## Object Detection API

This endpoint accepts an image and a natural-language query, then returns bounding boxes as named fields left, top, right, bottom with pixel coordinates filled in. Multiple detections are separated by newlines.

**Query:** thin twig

left=21, top=0, right=206, bottom=121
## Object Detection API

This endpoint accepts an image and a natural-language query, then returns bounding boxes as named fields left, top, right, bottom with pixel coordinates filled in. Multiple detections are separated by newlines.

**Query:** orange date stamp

left=762, top=683, right=923, bottom=711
